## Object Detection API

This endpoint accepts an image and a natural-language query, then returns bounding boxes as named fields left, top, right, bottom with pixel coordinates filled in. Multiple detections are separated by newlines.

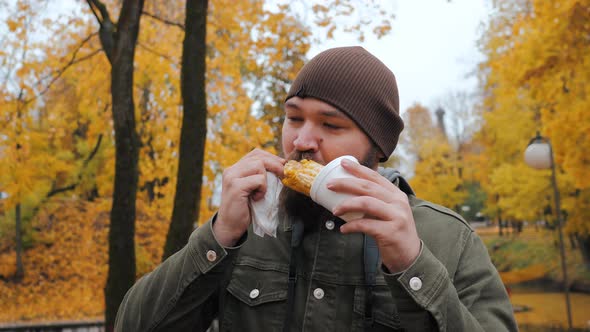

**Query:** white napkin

left=249, top=172, right=282, bottom=237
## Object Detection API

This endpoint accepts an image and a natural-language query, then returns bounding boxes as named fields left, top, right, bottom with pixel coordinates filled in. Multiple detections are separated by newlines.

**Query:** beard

left=279, top=151, right=327, bottom=230
left=279, top=147, right=379, bottom=230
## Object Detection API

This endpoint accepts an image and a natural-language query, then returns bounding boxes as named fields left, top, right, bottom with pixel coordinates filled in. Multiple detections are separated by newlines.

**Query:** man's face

left=281, top=97, right=380, bottom=168
left=280, top=97, right=380, bottom=227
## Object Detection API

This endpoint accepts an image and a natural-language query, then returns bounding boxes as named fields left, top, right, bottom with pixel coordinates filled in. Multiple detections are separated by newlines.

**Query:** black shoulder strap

left=363, top=235, right=402, bottom=331
left=283, top=220, right=303, bottom=332
left=397, top=176, right=415, bottom=196
left=363, top=234, right=379, bottom=330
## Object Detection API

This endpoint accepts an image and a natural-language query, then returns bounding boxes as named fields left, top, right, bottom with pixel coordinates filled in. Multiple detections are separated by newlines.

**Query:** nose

left=293, top=123, right=321, bottom=152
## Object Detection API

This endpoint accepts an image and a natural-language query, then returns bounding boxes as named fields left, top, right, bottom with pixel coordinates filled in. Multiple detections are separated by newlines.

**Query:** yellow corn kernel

left=282, top=159, right=323, bottom=196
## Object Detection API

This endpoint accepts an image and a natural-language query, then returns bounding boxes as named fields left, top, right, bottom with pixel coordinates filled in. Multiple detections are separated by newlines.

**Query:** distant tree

left=478, top=0, right=590, bottom=264
left=163, top=0, right=209, bottom=260
left=402, top=104, right=466, bottom=209
left=86, top=0, right=145, bottom=330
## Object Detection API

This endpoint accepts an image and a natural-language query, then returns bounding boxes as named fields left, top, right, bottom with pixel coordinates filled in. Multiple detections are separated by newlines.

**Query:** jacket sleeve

left=114, top=218, right=244, bottom=332
left=384, top=232, right=518, bottom=331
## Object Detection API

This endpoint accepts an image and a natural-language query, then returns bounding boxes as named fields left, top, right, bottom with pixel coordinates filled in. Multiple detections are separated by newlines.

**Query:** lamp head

left=524, top=132, right=552, bottom=169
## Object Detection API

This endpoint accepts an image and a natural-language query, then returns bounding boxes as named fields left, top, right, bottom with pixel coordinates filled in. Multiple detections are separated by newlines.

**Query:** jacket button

left=249, top=288, right=260, bottom=299
left=313, top=288, right=325, bottom=300
left=206, top=250, right=217, bottom=262
left=409, top=277, right=422, bottom=291
left=325, top=220, right=335, bottom=230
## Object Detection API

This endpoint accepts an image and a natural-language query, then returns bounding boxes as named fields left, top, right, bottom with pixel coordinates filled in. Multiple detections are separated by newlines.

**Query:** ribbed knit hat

left=286, top=46, right=403, bottom=162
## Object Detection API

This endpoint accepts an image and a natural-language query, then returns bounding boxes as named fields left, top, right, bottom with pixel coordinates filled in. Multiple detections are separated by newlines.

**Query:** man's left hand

left=328, top=158, right=421, bottom=273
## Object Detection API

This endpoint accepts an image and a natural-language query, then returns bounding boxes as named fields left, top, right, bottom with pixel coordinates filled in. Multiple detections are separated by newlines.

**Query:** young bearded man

left=115, top=47, right=517, bottom=332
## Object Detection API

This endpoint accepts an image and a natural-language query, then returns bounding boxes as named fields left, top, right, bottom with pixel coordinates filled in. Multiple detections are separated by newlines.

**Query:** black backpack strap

left=283, top=220, right=304, bottom=332
left=363, top=234, right=402, bottom=331
left=363, top=234, right=379, bottom=331
left=397, top=175, right=415, bottom=196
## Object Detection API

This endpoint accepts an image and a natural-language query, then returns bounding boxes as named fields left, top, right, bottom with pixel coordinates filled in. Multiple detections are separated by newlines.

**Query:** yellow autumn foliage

left=402, top=103, right=467, bottom=210
left=410, top=138, right=467, bottom=210
left=477, top=0, right=590, bottom=235
left=499, top=264, right=548, bottom=286
left=0, top=0, right=396, bottom=323
left=0, top=197, right=168, bottom=321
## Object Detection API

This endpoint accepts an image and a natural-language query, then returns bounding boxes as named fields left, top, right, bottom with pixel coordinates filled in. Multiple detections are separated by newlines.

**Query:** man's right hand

left=213, top=149, right=286, bottom=247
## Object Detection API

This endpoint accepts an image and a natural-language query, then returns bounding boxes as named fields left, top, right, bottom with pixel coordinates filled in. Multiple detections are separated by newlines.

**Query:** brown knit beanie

left=285, top=46, right=403, bottom=162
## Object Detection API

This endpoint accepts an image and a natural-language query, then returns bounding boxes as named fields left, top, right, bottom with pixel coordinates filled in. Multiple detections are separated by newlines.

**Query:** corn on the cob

left=282, top=159, right=324, bottom=196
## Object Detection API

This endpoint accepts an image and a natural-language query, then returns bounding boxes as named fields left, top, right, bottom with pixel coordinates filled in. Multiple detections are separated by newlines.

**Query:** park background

left=0, top=0, right=589, bottom=331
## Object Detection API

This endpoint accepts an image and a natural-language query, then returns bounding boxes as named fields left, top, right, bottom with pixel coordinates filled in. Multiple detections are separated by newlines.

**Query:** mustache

left=286, top=151, right=317, bottom=162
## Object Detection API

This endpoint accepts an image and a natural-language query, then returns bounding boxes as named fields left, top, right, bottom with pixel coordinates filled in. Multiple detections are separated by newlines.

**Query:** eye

left=287, top=116, right=303, bottom=123
left=323, top=122, right=341, bottom=129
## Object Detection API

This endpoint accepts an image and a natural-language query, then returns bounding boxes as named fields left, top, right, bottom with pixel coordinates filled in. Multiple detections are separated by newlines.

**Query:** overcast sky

left=308, top=0, right=490, bottom=114
left=39, top=0, right=490, bottom=115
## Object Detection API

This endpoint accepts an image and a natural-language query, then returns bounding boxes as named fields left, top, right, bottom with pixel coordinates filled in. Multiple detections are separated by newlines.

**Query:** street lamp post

left=524, top=132, right=572, bottom=330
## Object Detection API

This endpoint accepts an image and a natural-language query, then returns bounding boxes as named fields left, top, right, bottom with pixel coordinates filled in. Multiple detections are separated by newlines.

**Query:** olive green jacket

left=115, top=169, right=517, bottom=332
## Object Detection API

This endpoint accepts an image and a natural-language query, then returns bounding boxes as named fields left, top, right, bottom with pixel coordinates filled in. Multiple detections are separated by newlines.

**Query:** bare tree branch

left=12, top=32, right=100, bottom=107
left=84, top=133, right=104, bottom=166
left=138, top=42, right=178, bottom=63
left=86, top=0, right=102, bottom=26
left=142, top=10, right=185, bottom=30
left=86, top=0, right=113, bottom=26
left=47, top=131, right=105, bottom=198
left=24, top=48, right=101, bottom=105
left=46, top=183, right=77, bottom=198
left=86, top=0, right=115, bottom=63
left=36, top=32, right=98, bottom=85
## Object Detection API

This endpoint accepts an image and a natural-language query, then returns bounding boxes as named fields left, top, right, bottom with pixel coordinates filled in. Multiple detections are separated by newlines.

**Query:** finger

left=242, top=149, right=286, bottom=177
left=265, top=158, right=287, bottom=178
left=223, top=160, right=266, bottom=184
left=251, top=190, right=266, bottom=201
left=333, top=196, right=393, bottom=221
left=340, top=158, right=391, bottom=186
left=226, top=152, right=283, bottom=180
left=226, top=173, right=267, bottom=198
left=339, top=218, right=390, bottom=236
left=327, top=177, right=393, bottom=203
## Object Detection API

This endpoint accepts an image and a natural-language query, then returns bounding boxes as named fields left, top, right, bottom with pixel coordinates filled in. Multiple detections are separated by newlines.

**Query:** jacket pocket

left=395, top=296, right=438, bottom=331
left=221, top=262, right=288, bottom=331
left=353, top=286, right=402, bottom=331
left=353, top=285, right=437, bottom=331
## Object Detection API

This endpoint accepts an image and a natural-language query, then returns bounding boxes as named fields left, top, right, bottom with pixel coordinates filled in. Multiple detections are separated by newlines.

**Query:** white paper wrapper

left=249, top=172, right=282, bottom=237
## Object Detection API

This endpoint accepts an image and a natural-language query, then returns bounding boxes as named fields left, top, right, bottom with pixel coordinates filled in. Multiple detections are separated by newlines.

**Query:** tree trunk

left=87, top=0, right=145, bottom=330
left=516, top=222, right=523, bottom=234
left=163, top=0, right=209, bottom=260
left=569, top=234, right=577, bottom=249
left=577, top=234, right=590, bottom=269
left=15, top=203, right=24, bottom=279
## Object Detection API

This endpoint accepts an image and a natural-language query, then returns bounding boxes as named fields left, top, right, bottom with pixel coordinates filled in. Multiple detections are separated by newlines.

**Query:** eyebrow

left=284, top=101, right=347, bottom=118
left=319, top=109, right=347, bottom=118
